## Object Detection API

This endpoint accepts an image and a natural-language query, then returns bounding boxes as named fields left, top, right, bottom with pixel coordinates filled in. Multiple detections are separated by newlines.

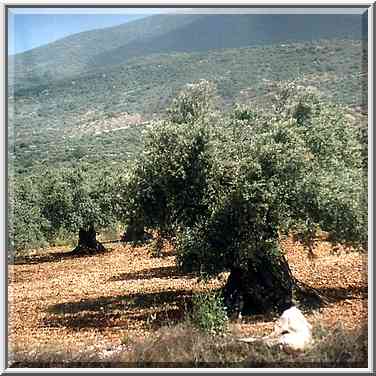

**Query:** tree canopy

left=126, top=81, right=366, bottom=278
left=10, top=80, right=367, bottom=278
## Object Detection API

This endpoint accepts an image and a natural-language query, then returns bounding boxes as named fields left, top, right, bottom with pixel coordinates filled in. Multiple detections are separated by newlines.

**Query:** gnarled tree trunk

left=72, top=224, right=105, bottom=254
left=121, top=218, right=146, bottom=243
left=223, top=252, right=294, bottom=319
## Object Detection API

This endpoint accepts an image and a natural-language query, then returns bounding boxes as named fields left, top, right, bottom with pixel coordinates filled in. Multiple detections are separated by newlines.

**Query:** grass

left=10, top=323, right=367, bottom=368
left=123, top=322, right=367, bottom=368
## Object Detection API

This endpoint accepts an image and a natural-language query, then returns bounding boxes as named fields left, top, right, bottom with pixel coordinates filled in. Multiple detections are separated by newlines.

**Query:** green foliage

left=167, top=80, right=217, bottom=124
left=10, top=14, right=363, bottom=93
left=9, top=176, right=48, bottom=255
left=269, top=83, right=366, bottom=248
left=11, top=80, right=366, bottom=260
left=9, top=163, right=123, bottom=253
left=190, top=292, right=228, bottom=334
left=38, top=164, right=117, bottom=239
left=128, top=118, right=213, bottom=235
left=176, top=224, right=217, bottom=275
left=232, top=104, right=258, bottom=122
left=132, top=81, right=366, bottom=277
left=10, top=39, right=366, bottom=174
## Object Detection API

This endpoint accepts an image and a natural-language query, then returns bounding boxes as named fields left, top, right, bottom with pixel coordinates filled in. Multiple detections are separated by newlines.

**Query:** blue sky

left=7, top=9, right=159, bottom=55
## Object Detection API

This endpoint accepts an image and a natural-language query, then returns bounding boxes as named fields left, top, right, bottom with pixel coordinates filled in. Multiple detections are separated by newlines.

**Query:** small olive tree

left=110, top=164, right=146, bottom=243
left=122, top=120, right=213, bottom=253
left=117, top=80, right=219, bottom=250
left=38, top=165, right=117, bottom=253
left=10, top=175, right=48, bottom=258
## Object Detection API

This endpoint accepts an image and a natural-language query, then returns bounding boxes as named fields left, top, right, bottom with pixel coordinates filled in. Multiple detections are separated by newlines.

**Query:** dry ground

left=8, top=237, right=368, bottom=364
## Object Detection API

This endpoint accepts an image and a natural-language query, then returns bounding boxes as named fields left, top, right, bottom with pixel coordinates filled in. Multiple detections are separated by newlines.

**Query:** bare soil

left=8, top=237, right=368, bottom=361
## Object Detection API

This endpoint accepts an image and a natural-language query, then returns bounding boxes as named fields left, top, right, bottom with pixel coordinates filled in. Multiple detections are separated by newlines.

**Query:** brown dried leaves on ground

left=8, top=237, right=367, bottom=361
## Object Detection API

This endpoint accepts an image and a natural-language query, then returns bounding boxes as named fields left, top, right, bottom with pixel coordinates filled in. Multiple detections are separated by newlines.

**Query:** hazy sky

left=8, top=9, right=158, bottom=55
left=8, top=7, right=366, bottom=55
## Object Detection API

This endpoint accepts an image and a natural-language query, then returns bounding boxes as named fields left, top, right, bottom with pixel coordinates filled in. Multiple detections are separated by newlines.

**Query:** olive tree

left=126, top=81, right=366, bottom=315
left=110, top=165, right=146, bottom=243
left=38, top=165, right=116, bottom=254
left=9, top=175, right=48, bottom=258
left=121, top=120, right=213, bottom=252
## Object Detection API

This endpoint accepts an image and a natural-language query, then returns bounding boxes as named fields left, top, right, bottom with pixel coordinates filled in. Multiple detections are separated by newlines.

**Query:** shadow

left=109, top=266, right=196, bottom=282
left=42, top=311, right=123, bottom=330
left=315, top=285, right=367, bottom=302
left=127, top=307, right=187, bottom=330
left=12, top=247, right=112, bottom=266
left=12, top=251, right=74, bottom=265
left=48, top=289, right=193, bottom=315
left=101, top=239, right=122, bottom=245
left=44, top=289, right=195, bottom=331
left=294, top=284, right=368, bottom=312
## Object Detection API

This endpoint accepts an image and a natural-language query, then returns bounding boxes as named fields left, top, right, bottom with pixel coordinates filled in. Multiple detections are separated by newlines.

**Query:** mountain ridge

left=8, top=13, right=367, bottom=174
left=10, top=13, right=366, bottom=92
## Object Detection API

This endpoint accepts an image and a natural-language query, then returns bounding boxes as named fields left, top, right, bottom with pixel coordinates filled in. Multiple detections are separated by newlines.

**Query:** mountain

left=9, top=15, right=199, bottom=89
left=9, top=13, right=366, bottom=93
left=8, top=13, right=368, bottom=175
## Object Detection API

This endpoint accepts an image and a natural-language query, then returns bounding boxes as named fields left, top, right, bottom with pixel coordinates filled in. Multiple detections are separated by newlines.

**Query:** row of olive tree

left=10, top=80, right=367, bottom=316
left=9, top=164, right=123, bottom=257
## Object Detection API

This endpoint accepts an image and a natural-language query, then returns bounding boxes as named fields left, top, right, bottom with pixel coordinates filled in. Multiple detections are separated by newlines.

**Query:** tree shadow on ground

left=315, top=285, right=367, bottom=302
left=294, top=284, right=367, bottom=312
left=109, top=266, right=196, bottom=282
left=42, top=306, right=187, bottom=332
left=126, top=307, right=188, bottom=330
left=12, top=247, right=113, bottom=266
left=44, top=289, right=197, bottom=331
left=48, top=289, right=194, bottom=315
left=42, top=311, right=124, bottom=330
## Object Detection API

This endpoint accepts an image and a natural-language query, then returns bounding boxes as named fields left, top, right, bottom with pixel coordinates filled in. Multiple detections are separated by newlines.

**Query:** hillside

left=9, top=14, right=200, bottom=90
left=9, top=13, right=366, bottom=92
left=8, top=13, right=368, bottom=175
left=10, top=38, right=367, bottom=175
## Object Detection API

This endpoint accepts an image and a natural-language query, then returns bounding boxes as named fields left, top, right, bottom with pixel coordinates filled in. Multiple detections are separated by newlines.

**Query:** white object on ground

left=238, top=306, right=313, bottom=352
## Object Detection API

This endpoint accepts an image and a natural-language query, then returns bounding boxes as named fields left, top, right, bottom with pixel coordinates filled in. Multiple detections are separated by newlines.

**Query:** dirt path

left=8, top=239, right=368, bottom=358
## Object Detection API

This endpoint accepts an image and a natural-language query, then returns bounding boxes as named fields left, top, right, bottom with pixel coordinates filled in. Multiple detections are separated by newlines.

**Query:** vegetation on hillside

left=9, top=13, right=365, bottom=90
left=9, top=39, right=367, bottom=175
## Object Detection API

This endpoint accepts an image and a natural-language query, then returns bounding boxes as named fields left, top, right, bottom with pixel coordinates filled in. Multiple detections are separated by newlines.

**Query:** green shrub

left=126, top=119, right=213, bottom=237
left=167, top=80, right=217, bottom=124
left=190, top=292, right=229, bottom=335
left=232, top=104, right=258, bottom=122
